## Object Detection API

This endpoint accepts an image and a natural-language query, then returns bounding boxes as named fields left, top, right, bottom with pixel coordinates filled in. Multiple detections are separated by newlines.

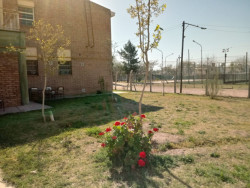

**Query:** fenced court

left=114, top=57, right=250, bottom=98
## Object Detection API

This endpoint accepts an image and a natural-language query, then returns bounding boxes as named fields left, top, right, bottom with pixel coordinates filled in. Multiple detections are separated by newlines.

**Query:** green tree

left=128, top=0, right=166, bottom=116
left=118, top=40, right=140, bottom=82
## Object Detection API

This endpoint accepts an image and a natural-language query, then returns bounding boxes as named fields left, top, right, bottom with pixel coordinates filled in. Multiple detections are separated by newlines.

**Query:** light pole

left=222, top=48, right=230, bottom=83
left=180, top=21, right=206, bottom=93
left=193, top=40, right=203, bottom=83
left=155, top=48, right=164, bottom=96
left=165, top=53, right=174, bottom=81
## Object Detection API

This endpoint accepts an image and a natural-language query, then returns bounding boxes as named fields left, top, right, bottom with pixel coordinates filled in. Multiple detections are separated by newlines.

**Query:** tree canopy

left=118, top=40, right=140, bottom=75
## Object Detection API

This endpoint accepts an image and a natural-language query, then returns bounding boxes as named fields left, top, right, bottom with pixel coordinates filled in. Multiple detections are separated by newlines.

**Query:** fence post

left=206, top=69, right=208, bottom=96
left=150, top=70, right=152, bottom=92
left=248, top=68, right=250, bottom=98
left=193, top=62, right=196, bottom=88
left=162, top=76, right=165, bottom=96
left=129, top=70, right=133, bottom=91
left=115, top=72, right=118, bottom=90
left=174, top=75, right=177, bottom=94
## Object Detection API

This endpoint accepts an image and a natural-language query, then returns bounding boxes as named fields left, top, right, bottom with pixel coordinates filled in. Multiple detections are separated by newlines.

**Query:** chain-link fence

left=113, top=55, right=250, bottom=98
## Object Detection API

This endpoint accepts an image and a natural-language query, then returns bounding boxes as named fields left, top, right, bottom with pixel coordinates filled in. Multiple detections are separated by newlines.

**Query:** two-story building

left=0, top=0, right=114, bottom=107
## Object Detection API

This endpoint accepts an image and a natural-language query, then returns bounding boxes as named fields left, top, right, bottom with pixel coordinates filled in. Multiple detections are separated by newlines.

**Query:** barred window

left=27, top=60, right=38, bottom=75
left=58, top=61, right=72, bottom=75
left=18, top=6, right=34, bottom=26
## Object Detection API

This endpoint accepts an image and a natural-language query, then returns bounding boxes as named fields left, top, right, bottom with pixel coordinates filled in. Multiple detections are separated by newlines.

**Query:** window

left=57, top=49, right=72, bottom=75
left=59, top=61, right=72, bottom=75
left=27, top=60, right=38, bottom=75
left=18, top=6, right=34, bottom=26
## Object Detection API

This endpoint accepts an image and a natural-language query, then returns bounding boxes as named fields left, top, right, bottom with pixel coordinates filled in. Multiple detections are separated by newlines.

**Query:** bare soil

left=114, top=83, right=248, bottom=98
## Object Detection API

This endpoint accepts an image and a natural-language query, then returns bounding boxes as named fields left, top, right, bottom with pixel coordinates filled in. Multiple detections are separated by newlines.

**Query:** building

left=0, top=0, right=114, bottom=107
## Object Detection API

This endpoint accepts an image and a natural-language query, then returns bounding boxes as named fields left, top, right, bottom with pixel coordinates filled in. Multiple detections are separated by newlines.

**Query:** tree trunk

left=42, top=74, right=47, bottom=123
left=139, top=58, right=149, bottom=117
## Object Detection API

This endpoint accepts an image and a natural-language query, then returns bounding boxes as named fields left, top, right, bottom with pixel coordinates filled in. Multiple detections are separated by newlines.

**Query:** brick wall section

left=3, top=0, right=113, bottom=96
left=0, top=53, right=21, bottom=107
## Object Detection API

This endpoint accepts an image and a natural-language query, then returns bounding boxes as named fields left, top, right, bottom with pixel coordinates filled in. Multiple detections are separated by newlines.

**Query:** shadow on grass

left=0, top=94, right=162, bottom=148
left=108, top=155, right=193, bottom=188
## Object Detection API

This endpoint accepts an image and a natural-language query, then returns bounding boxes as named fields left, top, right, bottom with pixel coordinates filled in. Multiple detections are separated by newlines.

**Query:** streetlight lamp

left=180, top=21, right=206, bottom=93
left=165, top=53, right=174, bottom=81
left=165, top=53, right=174, bottom=68
left=155, top=48, right=164, bottom=96
left=222, top=48, right=230, bottom=83
left=193, top=40, right=203, bottom=83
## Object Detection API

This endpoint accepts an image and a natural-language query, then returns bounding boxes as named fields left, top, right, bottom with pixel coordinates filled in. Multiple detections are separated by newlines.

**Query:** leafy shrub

left=158, top=142, right=175, bottom=152
left=98, top=114, right=159, bottom=169
left=210, top=152, right=220, bottom=158
left=180, top=155, right=194, bottom=164
left=86, top=127, right=102, bottom=137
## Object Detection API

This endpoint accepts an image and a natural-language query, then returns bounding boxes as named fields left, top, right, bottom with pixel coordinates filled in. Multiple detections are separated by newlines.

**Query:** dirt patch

left=0, top=169, right=14, bottom=188
left=152, top=132, right=184, bottom=144
left=115, top=83, right=248, bottom=98
left=143, top=122, right=184, bottom=144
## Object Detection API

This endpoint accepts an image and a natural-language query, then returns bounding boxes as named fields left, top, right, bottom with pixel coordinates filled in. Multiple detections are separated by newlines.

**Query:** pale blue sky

left=92, top=0, right=250, bottom=68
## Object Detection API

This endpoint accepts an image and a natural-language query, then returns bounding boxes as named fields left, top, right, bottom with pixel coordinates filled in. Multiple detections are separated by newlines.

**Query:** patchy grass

left=0, top=92, right=249, bottom=188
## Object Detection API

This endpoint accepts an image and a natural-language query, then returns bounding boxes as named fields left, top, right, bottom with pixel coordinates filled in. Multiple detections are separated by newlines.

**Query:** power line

left=199, top=24, right=250, bottom=29
left=206, top=28, right=250, bottom=34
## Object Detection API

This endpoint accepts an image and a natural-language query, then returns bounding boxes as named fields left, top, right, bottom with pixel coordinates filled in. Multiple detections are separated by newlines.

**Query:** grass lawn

left=0, top=92, right=249, bottom=188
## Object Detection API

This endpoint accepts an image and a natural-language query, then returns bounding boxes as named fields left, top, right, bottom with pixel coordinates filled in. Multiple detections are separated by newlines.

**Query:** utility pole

left=180, top=21, right=206, bottom=93
left=180, top=21, right=185, bottom=93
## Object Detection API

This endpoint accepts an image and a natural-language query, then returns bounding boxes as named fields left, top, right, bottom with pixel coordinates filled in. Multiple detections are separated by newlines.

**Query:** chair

left=56, top=86, right=64, bottom=98
left=0, top=99, right=5, bottom=111
left=45, top=87, right=56, bottom=100
left=29, top=87, right=39, bottom=101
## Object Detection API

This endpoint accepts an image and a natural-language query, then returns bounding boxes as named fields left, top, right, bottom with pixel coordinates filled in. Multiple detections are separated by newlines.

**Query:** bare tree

left=28, top=20, right=70, bottom=122
left=128, top=0, right=166, bottom=116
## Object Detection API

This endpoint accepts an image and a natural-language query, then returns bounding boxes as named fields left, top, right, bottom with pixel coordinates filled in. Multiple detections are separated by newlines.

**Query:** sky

left=92, top=0, right=250, bottom=69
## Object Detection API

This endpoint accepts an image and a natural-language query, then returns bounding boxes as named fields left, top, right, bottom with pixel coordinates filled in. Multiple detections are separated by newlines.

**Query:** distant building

left=0, top=0, right=114, bottom=107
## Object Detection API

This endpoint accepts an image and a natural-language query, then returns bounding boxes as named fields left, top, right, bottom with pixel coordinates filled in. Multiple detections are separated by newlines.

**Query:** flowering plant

left=99, top=114, right=159, bottom=168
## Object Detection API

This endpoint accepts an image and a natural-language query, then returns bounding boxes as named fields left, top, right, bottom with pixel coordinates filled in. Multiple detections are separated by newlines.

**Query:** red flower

left=132, top=112, right=137, bottom=116
left=139, top=151, right=146, bottom=158
left=138, top=159, right=146, bottom=167
left=112, top=136, right=117, bottom=140
left=99, top=132, right=105, bottom=136
left=153, top=128, right=159, bottom=132
left=106, top=127, right=112, bottom=132
left=114, top=121, right=120, bottom=126
left=101, top=143, right=106, bottom=147
left=121, top=122, right=125, bottom=125
left=124, top=117, right=128, bottom=120
left=148, top=130, right=153, bottom=134
left=141, top=114, right=146, bottom=118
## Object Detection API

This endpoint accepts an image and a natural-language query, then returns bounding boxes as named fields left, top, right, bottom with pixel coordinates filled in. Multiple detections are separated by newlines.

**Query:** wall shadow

left=0, top=93, right=162, bottom=148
